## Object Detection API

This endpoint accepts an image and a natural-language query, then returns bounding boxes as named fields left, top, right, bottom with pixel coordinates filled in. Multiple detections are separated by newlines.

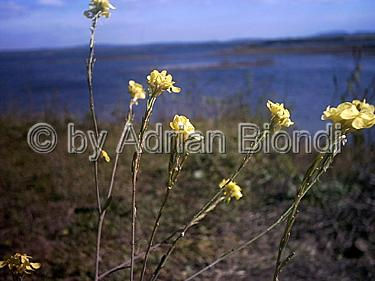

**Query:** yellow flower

left=0, top=253, right=41, bottom=275
left=147, top=70, right=181, bottom=96
left=128, top=80, right=146, bottom=102
left=267, top=100, right=294, bottom=130
left=84, top=0, right=116, bottom=19
left=170, top=115, right=197, bottom=140
left=321, top=99, right=375, bottom=130
left=219, top=179, right=243, bottom=203
left=101, top=150, right=110, bottom=162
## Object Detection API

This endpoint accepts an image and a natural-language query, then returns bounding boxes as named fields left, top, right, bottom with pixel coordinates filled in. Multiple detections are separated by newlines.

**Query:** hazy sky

left=0, top=0, right=374, bottom=50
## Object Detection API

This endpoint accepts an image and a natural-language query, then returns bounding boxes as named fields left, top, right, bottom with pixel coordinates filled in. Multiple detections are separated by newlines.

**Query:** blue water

left=0, top=43, right=374, bottom=132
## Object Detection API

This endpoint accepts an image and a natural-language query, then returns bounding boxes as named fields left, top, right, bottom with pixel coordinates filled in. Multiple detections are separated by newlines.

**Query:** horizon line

left=1, top=30, right=374, bottom=53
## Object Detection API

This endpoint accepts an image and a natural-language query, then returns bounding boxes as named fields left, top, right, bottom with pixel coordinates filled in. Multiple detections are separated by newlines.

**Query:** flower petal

left=30, top=263, right=41, bottom=270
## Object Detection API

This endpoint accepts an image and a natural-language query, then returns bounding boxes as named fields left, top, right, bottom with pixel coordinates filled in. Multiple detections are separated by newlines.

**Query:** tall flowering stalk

left=85, top=2, right=102, bottom=218
left=130, top=70, right=181, bottom=281
left=85, top=11, right=102, bottom=281
left=272, top=99, right=374, bottom=281
left=139, top=115, right=197, bottom=281
left=83, top=2, right=116, bottom=280
left=149, top=101, right=294, bottom=281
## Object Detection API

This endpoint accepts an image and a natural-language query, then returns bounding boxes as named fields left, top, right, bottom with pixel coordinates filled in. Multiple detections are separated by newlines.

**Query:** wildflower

left=128, top=80, right=146, bottom=103
left=322, top=99, right=375, bottom=131
left=147, top=70, right=181, bottom=96
left=170, top=115, right=197, bottom=140
left=219, top=179, right=243, bottom=203
left=84, top=0, right=116, bottom=19
left=101, top=150, right=110, bottom=162
left=0, top=253, right=41, bottom=275
left=267, top=100, right=294, bottom=130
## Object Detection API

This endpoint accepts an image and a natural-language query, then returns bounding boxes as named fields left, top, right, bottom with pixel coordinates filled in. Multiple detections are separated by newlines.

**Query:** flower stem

left=94, top=101, right=135, bottom=280
left=139, top=188, right=170, bottom=281
left=86, top=15, right=102, bottom=281
left=149, top=195, right=224, bottom=281
left=130, top=96, right=158, bottom=281
left=140, top=144, right=188, bottom=281
left=272, top=135, right=345, bottom=281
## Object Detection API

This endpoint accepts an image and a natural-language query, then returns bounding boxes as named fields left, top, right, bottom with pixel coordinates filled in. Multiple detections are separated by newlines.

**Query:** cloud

left=38, top=0, right=64, bottom=6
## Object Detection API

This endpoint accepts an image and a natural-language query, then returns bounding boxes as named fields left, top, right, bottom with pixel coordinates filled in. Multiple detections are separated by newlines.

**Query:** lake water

left=0, top=42, right=374, bottom=132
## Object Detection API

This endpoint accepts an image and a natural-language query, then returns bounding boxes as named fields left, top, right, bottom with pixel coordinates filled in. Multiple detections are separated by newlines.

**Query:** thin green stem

left=130, top=96, right=158, bottom=281
left=149, top=195, right=224, bottom=281
left=86, top=14, right=102, bottom=281
left=139, top=188, right=170, bottom=281
left=272, top=135, right=344, bottom=281
left=95, top=101, right=135, bottom=280
left=140, top=147, right=188, bottom=281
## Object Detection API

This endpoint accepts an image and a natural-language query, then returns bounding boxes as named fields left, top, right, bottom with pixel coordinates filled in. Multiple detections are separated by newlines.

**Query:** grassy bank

left=0, top=111, right=374, bottom=281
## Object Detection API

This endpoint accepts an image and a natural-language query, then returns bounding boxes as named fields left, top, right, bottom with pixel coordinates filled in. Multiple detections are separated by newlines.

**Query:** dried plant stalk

left=95, top=101, right=136, bottom=280
left=85, top=14, right=102, bottom=281
left=140, top=136, right=188, bottom=281
left=130, top=96, right=158, bottom=281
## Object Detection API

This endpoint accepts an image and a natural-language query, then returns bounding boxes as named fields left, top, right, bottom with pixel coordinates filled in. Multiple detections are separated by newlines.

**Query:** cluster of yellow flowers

left=267, top=100, right=294, bottom=130
left=127, top=70, right=180, bottom=102
left=84, top=0, right=116, bottom=19
left=147, top=70, right=181, bottom=96
left=0, top=253, right=41, bottom=275
left=219, top=179, right=243, bottom=203
left=169, top=115, right=197, bottom=140
left=322, top=99, right=375, bottom=130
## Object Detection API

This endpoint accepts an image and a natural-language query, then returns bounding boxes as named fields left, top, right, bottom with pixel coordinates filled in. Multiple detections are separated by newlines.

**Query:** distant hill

left=231, top=33, right=375, bottom=55
left=1, top=32, right=375, bottom=55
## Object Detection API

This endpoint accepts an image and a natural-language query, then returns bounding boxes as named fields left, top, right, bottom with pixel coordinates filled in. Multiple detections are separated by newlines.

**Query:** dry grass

left=0, top=113, right=374, bottom=281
